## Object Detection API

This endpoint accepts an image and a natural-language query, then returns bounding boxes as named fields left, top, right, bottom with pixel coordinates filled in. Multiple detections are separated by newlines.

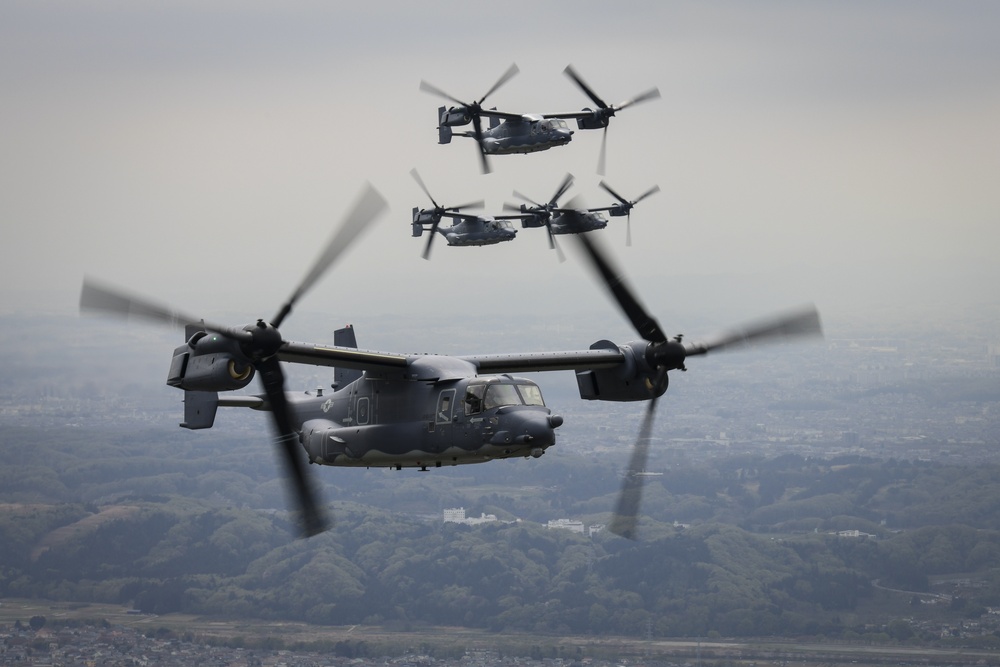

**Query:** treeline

left=6, top=424, right=1000, bottom=638
left=4, top=498, right=1000, bottom=638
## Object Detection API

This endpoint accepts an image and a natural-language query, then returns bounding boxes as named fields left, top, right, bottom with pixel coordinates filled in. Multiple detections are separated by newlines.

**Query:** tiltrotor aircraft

left=80, top=184, right=822, bottom=540
left=508, top=174, right=660, bottom=255
left=421, top=64, right=660, bottom=174
left=409, top=169, right=533, bottom=259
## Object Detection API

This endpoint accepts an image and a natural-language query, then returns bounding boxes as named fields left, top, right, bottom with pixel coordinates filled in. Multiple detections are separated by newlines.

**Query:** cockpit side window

left=483, top=383, right=521, bottom=410
left=464, top=383, right=486, bottom=415
left=516, top=383, right=545, bottom=406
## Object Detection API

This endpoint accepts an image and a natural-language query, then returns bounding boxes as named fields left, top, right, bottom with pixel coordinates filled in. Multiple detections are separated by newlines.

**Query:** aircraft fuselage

left=289, top=373, right=562, bottom=469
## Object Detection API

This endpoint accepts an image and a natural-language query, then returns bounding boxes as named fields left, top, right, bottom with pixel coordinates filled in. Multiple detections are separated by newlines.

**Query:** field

left=5, top=597, right=1000, bottom=666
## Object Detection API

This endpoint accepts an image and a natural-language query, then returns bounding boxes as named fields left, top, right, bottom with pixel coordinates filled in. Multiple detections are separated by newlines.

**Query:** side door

left=429, top=388, right=456, bottom=452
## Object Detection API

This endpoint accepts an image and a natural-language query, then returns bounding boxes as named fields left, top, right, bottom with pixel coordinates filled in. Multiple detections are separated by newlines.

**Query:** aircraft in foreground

left=81, top=184, right=821, bottom=540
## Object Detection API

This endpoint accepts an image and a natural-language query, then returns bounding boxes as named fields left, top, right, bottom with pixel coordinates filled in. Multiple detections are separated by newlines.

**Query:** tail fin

left=181, top=390, right=219, bottom=429
left=488, top=107, right=500, bottom=130
left=412, top=208, right=425, bottom=237
left=437, top=107, right=453, bottom=144
left=177, top=322, right=219, bottom=429
left=333, top=325, right=363, bottom=389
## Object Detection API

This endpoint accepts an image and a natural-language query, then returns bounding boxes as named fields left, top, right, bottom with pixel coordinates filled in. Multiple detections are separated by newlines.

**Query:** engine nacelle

left=607, top=203, right=629, bottom=218
left=412, top=207, right=439, bottom=227
left=574, top=339, right=666, bottom=402
left=439, top=105, right=473, bottom=127
left=574, top=108, right=610, bottom=131
left=519, top=208, right=547, bottom=229
left=166, top=331, right=255, bottom=392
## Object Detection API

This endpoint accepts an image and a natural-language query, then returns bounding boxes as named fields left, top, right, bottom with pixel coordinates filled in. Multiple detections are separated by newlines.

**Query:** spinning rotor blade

left=257, top=355, right=328, bottom=537
left=472, top=114, right=491, bottom=174
left=81, top=278, right=210, bottom=330
left=422, top=219, right=440, bottom=260
left=633, top=184, right=662, bottom=204
left=568, top=207, right=821, bottom=539
left=513, top=190, right=544, bottom=208
left=410, top=168, right=439, bottom=209
left=599, top=181, right=660, bottom=246
left=685, top=306, right=823, bottom=357
left=597, top=126, right=608, bottom=176
left=418, top=79, right=466, bottom=106
left=563, top=64, right=609, bottom=110
left=449, top=200, right=486, bottom=213
left=565, top=205, right=667, bottom=344
left=420, top=65, right=518, bottom=176
left=615, top=87, right=662, bottom=112
left=608, top=392, right=659, bottom=539
left=81, top=285, right=332, bottom=538
left=549, top=172, right=575, bottom=207
left=513, top=173, right=574, bottom=216
left=81, top=184, right=390, bottom=538
left=273, top=183, right=388, bottom=328
left=410, top=168, right=483, bottom=212
left=549, top=224, right=566, bottom=263
left=563, top=65, right=660, bottom=175
left=419, top=63, right=518, bottom=111
left=599, top=181, right=661, bottom=207
left=478, top=62, right=520, bottom=105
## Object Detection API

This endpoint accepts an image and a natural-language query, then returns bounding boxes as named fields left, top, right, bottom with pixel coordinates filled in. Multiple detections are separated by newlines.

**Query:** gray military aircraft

left=80, top=184, right=822, bottom=540
left=409, top=169, right=532, bottom=259
left=588, top=180, right=662, bottom=247
left=507, top=175, right=660, bottom=255
left=421, top=64, right=660, bottom=174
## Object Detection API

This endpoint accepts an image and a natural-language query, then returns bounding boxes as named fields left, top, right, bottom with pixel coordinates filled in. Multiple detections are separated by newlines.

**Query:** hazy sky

left=2, top=2, right=998, bottom=345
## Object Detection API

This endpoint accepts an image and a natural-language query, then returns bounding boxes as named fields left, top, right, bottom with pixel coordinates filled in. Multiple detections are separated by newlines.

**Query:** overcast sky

left=2, top=1, right=998, bottom=347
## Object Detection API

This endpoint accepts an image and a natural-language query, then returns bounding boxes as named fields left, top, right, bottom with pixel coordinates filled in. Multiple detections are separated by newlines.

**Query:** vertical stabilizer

left=437, top=107, right=453, bottom=144
left=333, top=325, right=363, bottom=389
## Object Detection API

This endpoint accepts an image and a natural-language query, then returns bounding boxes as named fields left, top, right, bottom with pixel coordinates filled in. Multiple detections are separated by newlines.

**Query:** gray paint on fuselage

left=293, top=372, right=557, bottom=469
left=479, top=115, right=573, bottom=155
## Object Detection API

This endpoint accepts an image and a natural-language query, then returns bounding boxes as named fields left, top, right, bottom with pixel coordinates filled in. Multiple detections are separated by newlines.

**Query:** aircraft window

left=483, top=383, right=521, bottom=410
left=464, top=384, right=486, bottom=414
left=516, top=383, right=545, bottom=406
left=437, top=391, right=454, bottom=424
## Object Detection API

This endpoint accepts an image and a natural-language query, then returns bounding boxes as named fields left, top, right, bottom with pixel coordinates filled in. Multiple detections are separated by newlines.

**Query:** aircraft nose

left=511, top=410, right=560, bottom=446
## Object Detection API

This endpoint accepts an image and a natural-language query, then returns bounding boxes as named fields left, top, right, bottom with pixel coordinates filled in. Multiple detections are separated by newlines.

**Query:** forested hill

left=3, top=423, right=1000, bottom=641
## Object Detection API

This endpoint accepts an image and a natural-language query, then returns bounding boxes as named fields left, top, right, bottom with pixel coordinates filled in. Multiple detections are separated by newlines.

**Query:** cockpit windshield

left=484, top=384, right=520, bottom=410
left=464, top=380, right=545, bottom=414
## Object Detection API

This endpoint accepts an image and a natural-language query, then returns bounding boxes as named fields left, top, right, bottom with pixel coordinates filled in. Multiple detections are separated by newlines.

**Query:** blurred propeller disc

left=80, top=183, right=389, bottom=538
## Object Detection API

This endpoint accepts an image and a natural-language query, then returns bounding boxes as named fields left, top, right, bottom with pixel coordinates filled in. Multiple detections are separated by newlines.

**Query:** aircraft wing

left=460, top=348, right=625, bottom=374
left=480, top=109, right=530, bottom=121
left=279, top=341, right=410, bottom=372
left=279, top=341, right=627, bottom=377
left=442, top=211, right=536, bottom=223
left=440, top=211, right=487, bottom=222
left=540, top=111, right=593, bottom=120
